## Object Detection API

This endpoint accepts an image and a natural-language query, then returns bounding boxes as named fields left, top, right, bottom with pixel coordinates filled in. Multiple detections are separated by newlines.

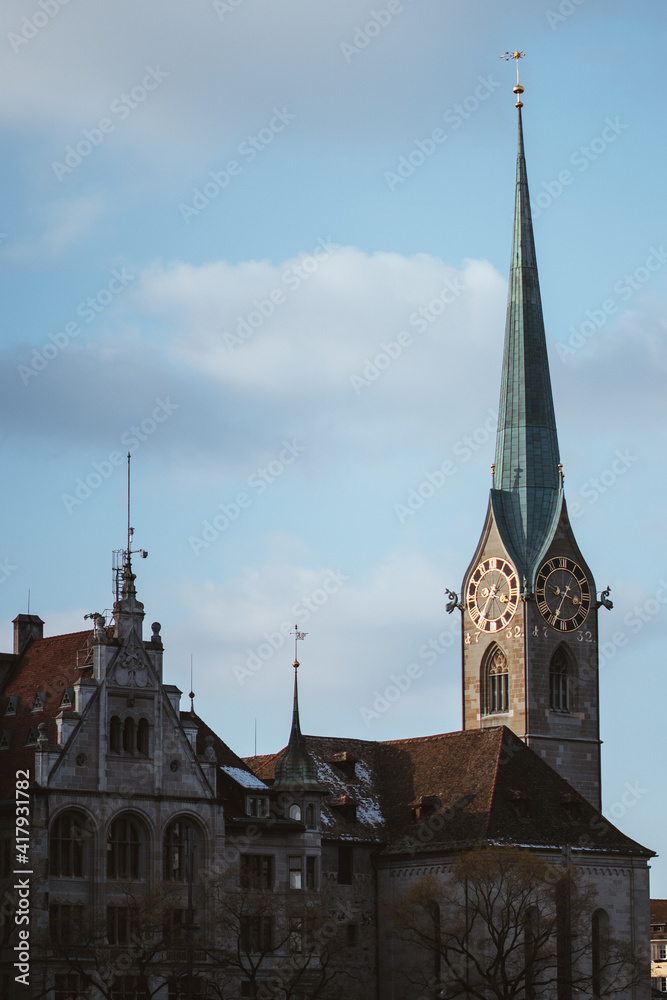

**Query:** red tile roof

left=0, top=631, right=93, bottom=800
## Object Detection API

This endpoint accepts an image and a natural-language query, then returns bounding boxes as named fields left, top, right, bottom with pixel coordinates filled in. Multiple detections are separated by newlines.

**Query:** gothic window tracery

left=484, top=645, right=509, bottom=714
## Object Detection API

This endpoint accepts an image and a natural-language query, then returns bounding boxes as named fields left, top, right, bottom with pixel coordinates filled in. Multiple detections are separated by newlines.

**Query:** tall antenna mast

left=189, top=654, right=195, bottom=713
left=113, top=452, right=148, bottom=602
left=127, top=451, right=132, bottom=559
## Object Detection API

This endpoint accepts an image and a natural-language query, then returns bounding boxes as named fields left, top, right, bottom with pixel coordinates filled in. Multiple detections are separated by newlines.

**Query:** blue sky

left=1, top=1, right=666, bottom=889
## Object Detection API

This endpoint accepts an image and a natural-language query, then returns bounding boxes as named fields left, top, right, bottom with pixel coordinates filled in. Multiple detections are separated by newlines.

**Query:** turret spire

left=272, top=628, right=322, bottom=792
left=491, top=64, right=563, bottom=591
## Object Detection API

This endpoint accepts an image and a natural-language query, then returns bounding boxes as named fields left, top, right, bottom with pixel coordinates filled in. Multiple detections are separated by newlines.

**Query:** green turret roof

left=272, top=663, right=323, bottom=792
left=491, top=107, right=563, bottom=590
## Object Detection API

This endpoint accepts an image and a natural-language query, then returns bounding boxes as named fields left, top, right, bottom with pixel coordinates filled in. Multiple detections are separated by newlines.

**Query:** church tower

left=459, top=68, right=605, bottom=810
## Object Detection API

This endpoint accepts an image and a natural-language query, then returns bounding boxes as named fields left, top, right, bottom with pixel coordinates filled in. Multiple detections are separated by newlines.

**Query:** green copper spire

left=273, top=659, right=322, bottom=792
left=491, top=105, right=562, bottom=590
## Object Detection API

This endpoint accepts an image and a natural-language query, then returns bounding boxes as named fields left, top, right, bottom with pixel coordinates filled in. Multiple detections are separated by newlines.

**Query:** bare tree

left=390, top=844, right=644, bottom=1000
left=203, top=864, right=356, bottom=999
left=40, top=880, right=202, bottom=1000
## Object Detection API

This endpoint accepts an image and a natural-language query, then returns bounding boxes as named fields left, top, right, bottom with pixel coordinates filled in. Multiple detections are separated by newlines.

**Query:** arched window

left=164, top=819, right=201, bottom=882
left=550, top=647, right=570, bottom=712
left=484, top=645, right=509, bottom=714
left=107, top=816, right=143, bottom=880
left=288, top=803, right=302, bottom=822
left=592, top=908, right=609, bottom=999
left=305, top=804, right=316, bottom=828
left=136, top=718, right=149, bottom=755
left=50, top=811, right=91, bottom=877
left=122, top=717, right=136, bottom=753
left=110, top=716, right=121, bottom=753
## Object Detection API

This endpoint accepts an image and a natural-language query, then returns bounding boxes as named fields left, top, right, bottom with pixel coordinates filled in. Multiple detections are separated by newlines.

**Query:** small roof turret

left=272, top=630, right=323, bottom=793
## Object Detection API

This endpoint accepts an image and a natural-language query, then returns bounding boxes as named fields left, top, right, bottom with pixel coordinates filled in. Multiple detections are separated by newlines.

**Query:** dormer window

left=4, top=696, right=17, bottom=716
left=331, top=751, right=357, bottom=779
left=25, top=726, right=39, bottom=746
left=247, top=797, right=269, bottom=818
left=509, top=789, right=532, bottom=821
left=330, top=795, right=357, bottom=823
left=411, top=795, right=440, bottom=822
left=59, top=688, right=74, bottom=710
left=32, top=692, right=46, bottom=712
left=562, top=794, right=582, bottom=822
left=0, top=731, right=11, bottom=750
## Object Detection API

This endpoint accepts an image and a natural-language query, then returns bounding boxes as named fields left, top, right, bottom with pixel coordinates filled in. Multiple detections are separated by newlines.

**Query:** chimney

left=13, top=615, right=44, bottom=655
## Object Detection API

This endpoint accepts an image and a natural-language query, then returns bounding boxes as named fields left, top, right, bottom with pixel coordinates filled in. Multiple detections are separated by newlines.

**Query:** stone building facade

left=0, top=91, right=655, bottom=1000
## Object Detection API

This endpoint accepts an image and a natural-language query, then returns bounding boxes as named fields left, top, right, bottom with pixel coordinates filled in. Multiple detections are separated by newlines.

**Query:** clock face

left=535, top=557, right=591, bottom=631
left=466, top=557, right=520, bottom=632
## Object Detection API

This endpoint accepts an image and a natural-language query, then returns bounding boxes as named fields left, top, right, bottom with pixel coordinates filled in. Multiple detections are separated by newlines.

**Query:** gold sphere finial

left=500, top=50, right=526, bottom=106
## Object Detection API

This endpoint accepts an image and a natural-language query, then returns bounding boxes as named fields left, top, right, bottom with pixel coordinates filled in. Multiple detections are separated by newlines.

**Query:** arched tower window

left=484, top=645, right=509, bottom=714
left=550, top=647, right=570, bottom=713
left=592, top=908, right=609, bottom=998
left=109, top=716, right=121, bottom=753
left=122, top=717, right=136, bottom=753
left=50, top=811, right=92, bottom=877
left=107, top=815, right=144, bottom=880
left=163, top=818, right=201, bottom=882
left=305, top=804, right=316, bottom=828
left=136, top=718, right=149, bottom=755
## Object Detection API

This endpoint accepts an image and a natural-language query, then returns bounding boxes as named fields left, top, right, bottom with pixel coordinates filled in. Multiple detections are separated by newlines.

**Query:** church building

left=0, top=72, right=652, bottom=1000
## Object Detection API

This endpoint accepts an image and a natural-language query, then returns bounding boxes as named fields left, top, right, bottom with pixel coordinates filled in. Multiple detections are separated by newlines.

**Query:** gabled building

left=0, top=76, right=654, bottom=1000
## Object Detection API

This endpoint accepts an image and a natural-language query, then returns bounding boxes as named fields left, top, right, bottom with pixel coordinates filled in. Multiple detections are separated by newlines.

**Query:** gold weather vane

left=290, top=625, right=308, bottom=667
left=500, top=50, right=525, bottom=107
